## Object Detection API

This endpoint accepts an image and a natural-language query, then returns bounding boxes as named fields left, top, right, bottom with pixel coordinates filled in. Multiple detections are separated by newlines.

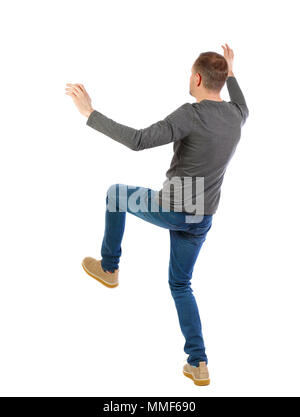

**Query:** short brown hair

left=193, top=52, right=228, bottom=92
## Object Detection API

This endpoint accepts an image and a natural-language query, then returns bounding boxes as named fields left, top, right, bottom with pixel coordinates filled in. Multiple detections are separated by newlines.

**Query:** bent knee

left=106, top=183, right=128, bottom=210
left=107, top=183, right=128, bottom=196
left=107, top=184, right=118, bottom=198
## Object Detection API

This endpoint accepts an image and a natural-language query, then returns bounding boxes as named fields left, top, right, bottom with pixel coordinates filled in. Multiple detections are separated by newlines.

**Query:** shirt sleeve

left=226, top=76, right=249, bottom=125
left=85, top=102, right=194, bottom=151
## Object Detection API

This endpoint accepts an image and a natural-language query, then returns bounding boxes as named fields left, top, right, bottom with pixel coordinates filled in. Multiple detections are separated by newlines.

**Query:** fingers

left=65, top=89, right=79, bottom=97
left=65, top=83, right=85, bottom=89
left=65, top=91, right=77, bottom=97
left=78, top=83, right=87, bottom=93
left=221, top=43, right=234, bottom=58
left=65, top=83, right=87, bottom=96
left=74, top=83, right=85, bottom=93
left=225, top=43, right=234, bottom=57
left=221, top=44, right=228, bottom=57
left=66, top=84, right=82, bottom=96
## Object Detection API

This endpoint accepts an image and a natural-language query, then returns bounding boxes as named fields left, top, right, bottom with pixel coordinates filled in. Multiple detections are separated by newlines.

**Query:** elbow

left=240, top=105, right=249, bottom=126
left=131, top=130, right=144, bottom=151
left=243, top=107, right=249, bottom=123
left=132, top=145, right=146, bottom=152
left=130, top=143, right=141, bottom=151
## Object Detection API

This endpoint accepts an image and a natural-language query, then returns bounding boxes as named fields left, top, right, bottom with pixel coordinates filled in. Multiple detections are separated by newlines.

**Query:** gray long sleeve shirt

left=86, top=76, right=249, bottom=215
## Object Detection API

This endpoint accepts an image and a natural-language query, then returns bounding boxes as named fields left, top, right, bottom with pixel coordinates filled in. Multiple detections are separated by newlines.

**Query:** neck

left=195, top=92, right=222, bottom=103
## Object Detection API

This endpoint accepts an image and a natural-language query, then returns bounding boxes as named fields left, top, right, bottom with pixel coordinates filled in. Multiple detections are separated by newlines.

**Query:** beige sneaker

left=183, top=361, right=210, bottom=386
left=82, top=257, right=119, bottom=288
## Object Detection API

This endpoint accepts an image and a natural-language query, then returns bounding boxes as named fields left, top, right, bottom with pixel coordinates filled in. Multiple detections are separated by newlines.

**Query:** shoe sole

left=82, top=263, right=119, bottom=288
left=183, top=370, right=210, bottom=386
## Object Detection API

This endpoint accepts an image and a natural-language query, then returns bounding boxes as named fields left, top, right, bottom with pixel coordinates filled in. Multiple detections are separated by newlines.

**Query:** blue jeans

left=100, top=184, right=213, bottom=366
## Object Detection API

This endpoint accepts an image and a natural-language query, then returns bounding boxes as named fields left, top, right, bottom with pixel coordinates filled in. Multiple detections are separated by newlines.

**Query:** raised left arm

left=86, top=103, right=194, bottom=151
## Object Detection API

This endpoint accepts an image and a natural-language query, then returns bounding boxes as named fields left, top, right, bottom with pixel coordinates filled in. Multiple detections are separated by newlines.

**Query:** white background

left=0, top=0, right=299, bottom=397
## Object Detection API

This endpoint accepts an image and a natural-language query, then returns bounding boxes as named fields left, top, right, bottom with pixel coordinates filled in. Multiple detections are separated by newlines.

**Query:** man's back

left=85, top=74, right=249, bottom=216
left=155, top=76, right=249, bottom=215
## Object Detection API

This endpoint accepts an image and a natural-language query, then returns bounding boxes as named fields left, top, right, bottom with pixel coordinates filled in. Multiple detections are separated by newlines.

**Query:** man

left=65, top=43, right=249, bottom=386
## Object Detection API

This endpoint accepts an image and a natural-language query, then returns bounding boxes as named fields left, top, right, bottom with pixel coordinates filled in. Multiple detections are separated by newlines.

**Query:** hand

left=221, top=43, right=234, bottom=76
left=65, top=83, right=94, bottom=118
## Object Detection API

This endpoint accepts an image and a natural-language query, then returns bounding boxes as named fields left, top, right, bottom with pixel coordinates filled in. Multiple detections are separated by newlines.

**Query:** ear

left=197, top=73, right=202, bottom=86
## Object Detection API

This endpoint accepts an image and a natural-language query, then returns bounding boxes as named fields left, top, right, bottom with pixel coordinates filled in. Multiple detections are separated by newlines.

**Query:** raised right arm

left=226, top=74, right=249, bottom=125
left=221, top=43, right=249, bottom=125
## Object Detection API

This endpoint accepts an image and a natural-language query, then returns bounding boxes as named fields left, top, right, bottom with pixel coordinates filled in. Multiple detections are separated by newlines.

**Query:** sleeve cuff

left=86, top=110, right=98, bottom=126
